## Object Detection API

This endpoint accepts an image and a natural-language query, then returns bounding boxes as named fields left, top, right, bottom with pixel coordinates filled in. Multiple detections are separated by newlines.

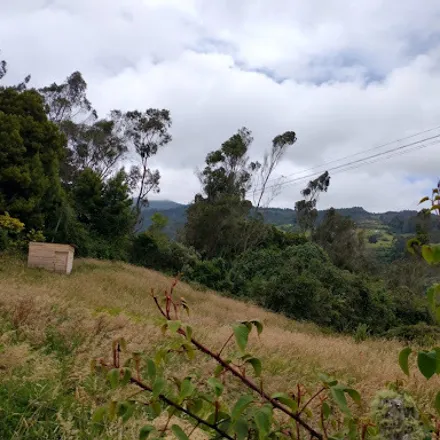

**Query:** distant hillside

left=139, top=200, right=439, bottom=240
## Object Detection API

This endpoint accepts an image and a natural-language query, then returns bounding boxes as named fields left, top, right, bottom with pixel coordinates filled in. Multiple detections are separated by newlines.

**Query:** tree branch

left=176, top=328, right=323, bottom=439
left=129, top=376, right=235, bottom=440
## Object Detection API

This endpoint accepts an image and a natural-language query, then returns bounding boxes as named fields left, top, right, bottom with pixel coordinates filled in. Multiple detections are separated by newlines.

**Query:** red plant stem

left=218, top=333, right=234, bottom=357
left=320, top=406, right=328, bottom=440
left=129, top=376, right=235, bottom=440
left=298, top=388, right=326, bottom=416
left=155, top=288, right=323, bottom=439
left=180, top=329, right=323, bottom=439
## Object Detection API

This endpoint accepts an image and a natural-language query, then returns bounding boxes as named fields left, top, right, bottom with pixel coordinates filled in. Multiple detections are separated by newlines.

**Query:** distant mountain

left=139, top=200, right=436, bottom=239
left=145, top=200, right=185, bottom=211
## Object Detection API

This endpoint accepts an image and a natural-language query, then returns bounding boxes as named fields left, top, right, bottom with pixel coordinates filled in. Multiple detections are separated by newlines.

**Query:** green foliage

left=0, top=87, right=66, bottom=231
left=295, top=171, right=330, bottom=233
left=131, top=231, right=198, bottom=274
left=353, top=323, right=370, bottom=343
left=313, top=208, right=368, bottom=272
left=69, top=168, right=135, bottom=258
left=387, top=323, right=440, bottom=345
left=370, top=390, right=426, bottom=440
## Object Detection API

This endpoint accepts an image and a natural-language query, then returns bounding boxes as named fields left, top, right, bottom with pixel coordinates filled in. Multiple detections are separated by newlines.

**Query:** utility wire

left=251, top=133, right=440, bottom=196
left=253, top=124, right=440, bottom=190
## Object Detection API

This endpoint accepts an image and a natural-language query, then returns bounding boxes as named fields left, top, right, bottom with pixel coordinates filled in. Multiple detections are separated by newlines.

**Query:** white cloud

left=1, top=0, right=440, bottom=212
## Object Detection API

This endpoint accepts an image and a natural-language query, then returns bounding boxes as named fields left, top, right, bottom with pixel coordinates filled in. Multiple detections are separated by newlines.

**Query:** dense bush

left=385, top=323, right=440, bottom=345
left=183, top=257, right=231, bottom=292
left=225, top=242, right=430, bottom=334
left=130, top=232, right=198, bottom=274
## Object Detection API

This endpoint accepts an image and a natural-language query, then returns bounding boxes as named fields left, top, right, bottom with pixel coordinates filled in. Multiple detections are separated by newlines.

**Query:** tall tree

left=184, top=128, right=259, bottom=258
left=0, top=87, right=66, bottom=230
left=313, top=208, right=366, bottom=271
left=0, top=57, right=6, bottom=81
left=71, top=168, right=135, bottom=246
left=200, top=127, right=258, bottom=201
left=39, top=71, right=96, bottom=125
left=60, top=116, right=127, bottom=181
left=295, top=171, right=330, bottom=233
left=119, top=108, right=172, bottom=217
left=254, top=131, right=297, bottom=210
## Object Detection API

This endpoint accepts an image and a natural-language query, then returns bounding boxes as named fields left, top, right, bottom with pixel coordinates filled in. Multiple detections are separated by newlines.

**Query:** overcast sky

left=2, top=0, right=440, bottom=212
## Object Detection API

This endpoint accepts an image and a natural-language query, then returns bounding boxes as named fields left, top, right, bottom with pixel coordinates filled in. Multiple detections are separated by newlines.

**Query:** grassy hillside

left=0, top=255, right=438, bottom=438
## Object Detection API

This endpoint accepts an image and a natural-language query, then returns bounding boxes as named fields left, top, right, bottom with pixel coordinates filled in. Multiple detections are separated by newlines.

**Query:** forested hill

left=140, top=200, right=425, bottom=237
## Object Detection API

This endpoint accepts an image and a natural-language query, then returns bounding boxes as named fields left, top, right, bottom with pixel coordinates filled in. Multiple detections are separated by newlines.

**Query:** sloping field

left=0, top=255, right=437, bottom=438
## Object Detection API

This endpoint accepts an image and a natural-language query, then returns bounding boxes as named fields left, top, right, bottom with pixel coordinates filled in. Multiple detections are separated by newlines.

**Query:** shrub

left=354, top=323, right=370, bottom=343
left=385, top=323, right=440, bottom=345
left=130, top=232, right=198, bottom=274
left=183, top=257, right=231, bottom=292
left=370, top=389, right=425, bottom=440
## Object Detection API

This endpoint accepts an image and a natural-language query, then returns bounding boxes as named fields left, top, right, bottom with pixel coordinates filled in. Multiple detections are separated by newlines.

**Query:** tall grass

left=0, top=254, right=438, bottom=437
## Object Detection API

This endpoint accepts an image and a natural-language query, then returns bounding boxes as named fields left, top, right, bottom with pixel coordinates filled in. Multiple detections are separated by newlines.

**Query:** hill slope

left=1, top=255, right=438, bottom=438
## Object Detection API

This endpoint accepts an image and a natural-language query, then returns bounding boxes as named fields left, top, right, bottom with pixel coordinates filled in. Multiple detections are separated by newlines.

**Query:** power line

left=252, top=124, right=440, bottom=192
left=251, top=135, right=440, bottom=196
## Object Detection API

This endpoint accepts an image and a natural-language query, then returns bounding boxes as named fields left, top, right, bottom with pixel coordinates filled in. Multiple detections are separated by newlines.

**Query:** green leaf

left=120, top=368, right=132, bottom=386
left=168, top=320, right=181, bottom=333
left=399, top=347, right=412, bottom=376
left=139, top=425, right=155, bottom=440
left=435, top=391, right=440, bottom=416
left=427, top=285, right=439, bottom=312
left=233, top=323, right=250, bottom=352
left=417, top=351, right=437, bottom=379
left=117, top=401, right=134, bottom=423
left=182, top=342, right=195, bottom=360
left=150, top=401, right=161, bottom=417
left=271, top=392, right=298, bottom=412
left=108, top=400, right=117, bottom=421
left=187, top=398, right=204, bottom=415
left=330, top=386, right=350, bottom=415
left=250, top=319, right=263, bottom=336
left=186, top=325, right=193, bottom=341
left=435, top=306, right=440, bottom=323
left=344, top=388, right=361, bottom=404
left=153, top=377, right=165, bottom=398
left=432, top=347, right=440, bottom=374
left=234, top=417, right=249, bottom=440
left=406, top=238, right=421, bottom=255
left=107, top=369, right=120, bottom=389
left=422, top=244, right=435, bottom=264
left=92, top=405, right=107, bottom=424
left=431, top=205, right=440, bottom=212
left=419, top=196, right=430, bottom=204
left=207, top=377, right=224, bottom=397
left=246, top=357, right=262, bottom=377
left=179, top=378, right=195, bottom=400
left=214, top=364, right=224, bottom=377
left=254, top=406, right=272, bottom=439
left=171, top=425, right=189, bottom=440
left=147, top=359, right=156, bottom=382
left=322, top=402, right=331, bottom=419
left=318, top=373, right=338, bottom=387
left=231, top=395, right=254, bottom=421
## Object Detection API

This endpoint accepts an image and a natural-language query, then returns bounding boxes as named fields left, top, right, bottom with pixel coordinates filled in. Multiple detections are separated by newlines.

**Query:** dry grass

left=0, top=254, right=438, bottom=429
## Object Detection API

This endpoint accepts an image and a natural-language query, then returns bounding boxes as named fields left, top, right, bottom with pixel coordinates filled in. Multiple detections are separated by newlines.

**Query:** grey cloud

left=1, top=0, right=440, bottom=212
